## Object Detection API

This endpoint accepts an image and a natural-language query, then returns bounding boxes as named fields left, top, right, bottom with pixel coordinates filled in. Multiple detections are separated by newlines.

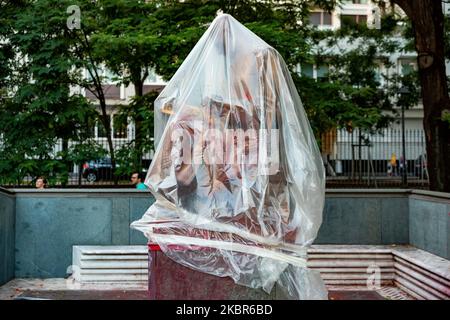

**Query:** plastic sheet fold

left=131, top=13, right=327, bottom=300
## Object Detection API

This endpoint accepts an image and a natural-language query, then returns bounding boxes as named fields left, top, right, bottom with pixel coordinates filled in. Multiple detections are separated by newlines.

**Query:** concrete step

left=320, top=272, right=395, bottom=280
left=313, top=267, right=395, bottom=273
left=309, top=253, right=392, bottom=259
left=77, top=274, right=148, bottom=282
left=72, top=246, right=148, bottom=283
left=323, top=279, right=394, bottom=285
left=71, top=245, right=450, bottom=300
left=79, top=269, right=148, bottom=274
left=77, top=260, right=148, bottom=269
left=307, top=260, right=394, bottom=268
left=394, top=258, right=450, bottom=300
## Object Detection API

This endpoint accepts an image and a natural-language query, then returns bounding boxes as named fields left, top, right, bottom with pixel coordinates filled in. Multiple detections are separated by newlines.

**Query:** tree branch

left=391, top=0, right=414, bottom=21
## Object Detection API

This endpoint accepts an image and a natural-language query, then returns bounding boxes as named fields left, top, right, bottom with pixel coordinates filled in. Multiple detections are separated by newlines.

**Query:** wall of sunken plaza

left=0, top=187, right=449, bottom=283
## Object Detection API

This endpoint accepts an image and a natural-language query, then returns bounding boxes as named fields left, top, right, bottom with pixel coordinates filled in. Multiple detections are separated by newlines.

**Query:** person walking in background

left=131, top=172, right=148, bottom=190
left=35, top=176, right=47, bottom=189
left=387, top=162, right=393, bottom=176
left=390, top=153, right=398, bottom=176
left=399, top=155, right=407, bottom=177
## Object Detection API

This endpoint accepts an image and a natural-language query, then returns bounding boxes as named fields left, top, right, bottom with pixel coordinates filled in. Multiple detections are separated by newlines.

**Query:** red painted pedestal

left=147, top=243, right=280, bottom=300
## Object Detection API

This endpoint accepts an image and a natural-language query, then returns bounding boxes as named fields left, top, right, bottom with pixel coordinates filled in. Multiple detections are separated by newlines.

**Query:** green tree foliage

left=143, top=0, right=415, bottom=143
left=114, top=91, right=157, bottom=175
left=0, top=0, right=105, bottom=186
left=0, top=0, right=432, bottom=187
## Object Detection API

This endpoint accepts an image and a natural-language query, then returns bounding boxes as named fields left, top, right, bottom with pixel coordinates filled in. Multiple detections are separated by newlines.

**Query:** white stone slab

left=70, top=244, right=450, bottom=300
left=392, top=247, right=450, bottom=281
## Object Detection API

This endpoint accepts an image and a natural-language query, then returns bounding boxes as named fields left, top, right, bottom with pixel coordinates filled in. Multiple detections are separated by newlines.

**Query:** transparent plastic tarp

left=131, top=13, right=327, bottom=300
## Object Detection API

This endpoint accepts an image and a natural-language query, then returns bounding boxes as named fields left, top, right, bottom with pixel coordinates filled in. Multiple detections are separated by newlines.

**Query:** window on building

left=103, top=69, right=118, bottom=83
left=145, top=68, right=157, bottom=83
left=398, top=58, right=421, bottom=100
left=301, top=63, right=314, bottom=78
left=300, top=63, right=329, bottom=82
left=399, top=58, right=417, bottom=76
left=343, top=0, right=368, bottom=4
left=86, top=117, right=96, bottom=138
left=86, top=67, right=118, bottom=84
left=309, top=12, right=321, bottom=26
left=341, top=14, right=368, bottom=27
left=374, top=66, right=382, bottom=86
left=323, top=12, right=332, bottom=25
left=372, top=61, right=388, bottom=87
left=316, top=65, right=329, bottom=82
left=309, top=11, right=333, bottom=26
left=97, top=115, right=111, bottom=138
left=144, top=68, right=164, bottom=84
left=113, top=114, right=127, bottom=139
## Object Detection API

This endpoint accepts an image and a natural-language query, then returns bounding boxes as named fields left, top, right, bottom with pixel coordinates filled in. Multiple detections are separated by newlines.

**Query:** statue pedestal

left=147, top=243, right=284, bottom=300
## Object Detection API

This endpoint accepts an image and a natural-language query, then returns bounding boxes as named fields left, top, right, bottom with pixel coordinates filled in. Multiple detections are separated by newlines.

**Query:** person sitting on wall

left=35, top=176, right=47, bottom=189
left=131, top=172, right=148, bottom=190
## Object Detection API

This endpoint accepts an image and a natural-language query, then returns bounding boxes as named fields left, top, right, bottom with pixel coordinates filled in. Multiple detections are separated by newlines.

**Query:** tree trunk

left=99, top=97, right=117, bottom=185
left=61, top=138, right=69, bottom=187
left=76, top=30, right=117, bottom=185
left=78, top=163, right=82, bottom=186
left=134, top=81, right=144, bottom=171
left=393, top=0, right=450, bottom=192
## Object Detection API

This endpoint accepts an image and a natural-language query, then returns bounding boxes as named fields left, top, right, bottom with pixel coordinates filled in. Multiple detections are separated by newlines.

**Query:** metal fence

left=324, top=128, right=429, bottom=189
left=0, top=137, right=154, bottom=188
left=1, top=128, right=429, bottom=189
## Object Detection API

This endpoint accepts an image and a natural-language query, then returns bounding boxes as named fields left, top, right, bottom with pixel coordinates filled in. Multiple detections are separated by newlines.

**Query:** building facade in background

left=76, top=0, right=435, bottom=181
left=307, top=0, right=428, bottom=180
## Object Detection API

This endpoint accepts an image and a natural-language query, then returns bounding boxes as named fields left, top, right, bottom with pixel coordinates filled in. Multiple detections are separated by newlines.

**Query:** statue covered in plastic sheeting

left=131, top=13, right=327, bottom=300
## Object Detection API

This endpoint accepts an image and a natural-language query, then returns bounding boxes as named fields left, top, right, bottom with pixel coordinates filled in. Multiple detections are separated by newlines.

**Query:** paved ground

left=328, top=290, right=385, bottom=300
left=0, top=278, right=414, bottom=300
left=13, top=289, right=388, bottom=300
left=15, top=290, right=150, bottom=300
left=0, top=278, right=147, bottom=300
